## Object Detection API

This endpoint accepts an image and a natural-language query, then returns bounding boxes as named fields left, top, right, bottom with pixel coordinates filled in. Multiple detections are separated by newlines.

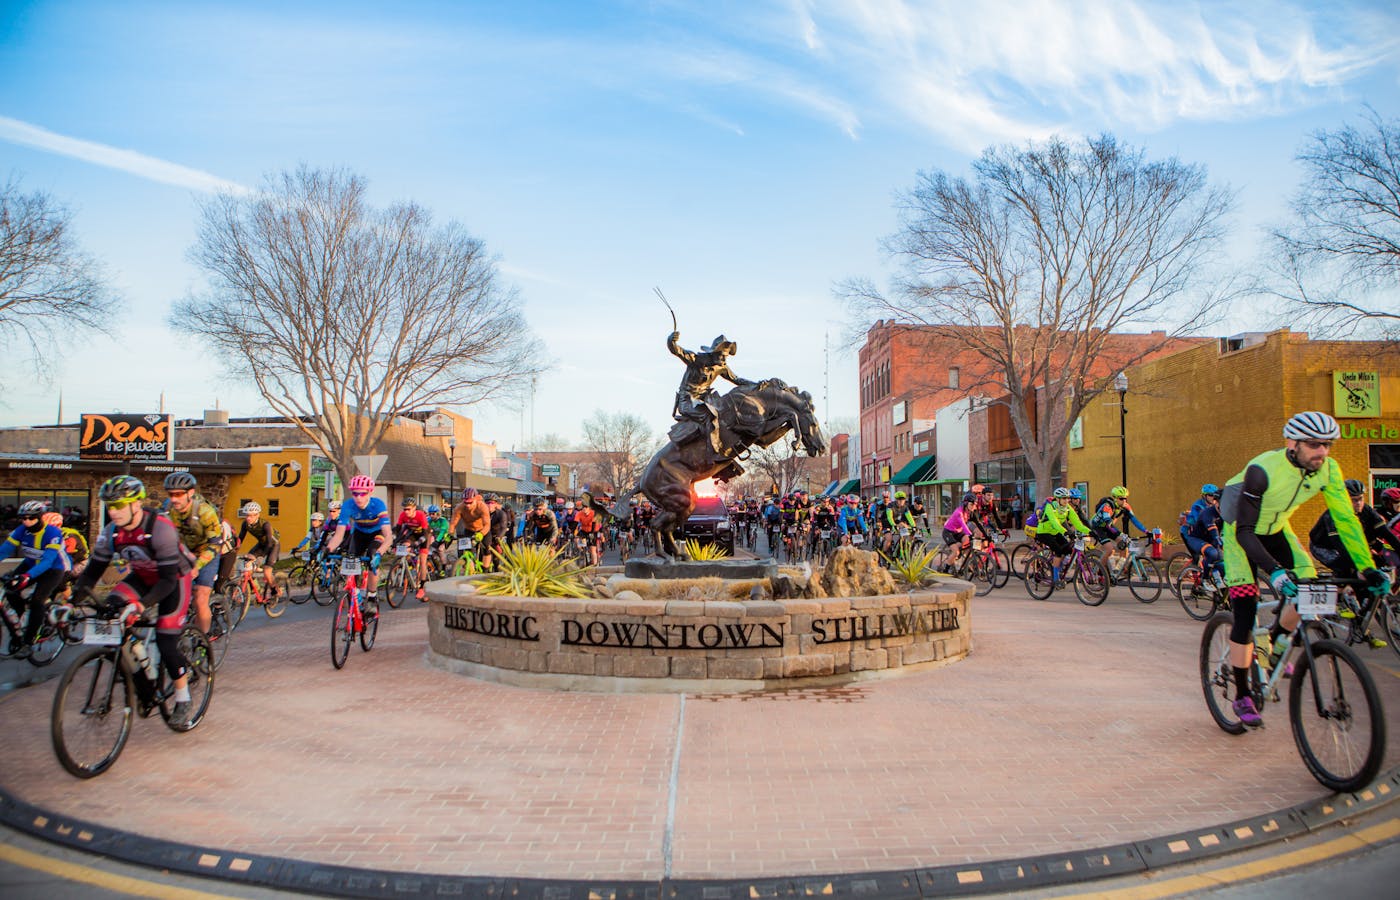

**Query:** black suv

left=681, top=496, right=735, bottom=554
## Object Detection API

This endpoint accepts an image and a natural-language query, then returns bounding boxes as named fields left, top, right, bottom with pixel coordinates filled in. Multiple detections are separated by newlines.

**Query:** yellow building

left=223, top=448, right=316, bottom=546
left=1069, top=330, right=1400, bottom=541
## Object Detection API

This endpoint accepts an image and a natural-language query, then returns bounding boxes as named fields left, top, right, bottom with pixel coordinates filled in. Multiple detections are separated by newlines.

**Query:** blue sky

left=2, top=0, right=1398, bottom=449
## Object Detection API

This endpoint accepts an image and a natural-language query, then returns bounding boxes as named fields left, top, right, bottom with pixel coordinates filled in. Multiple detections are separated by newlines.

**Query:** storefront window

left=0, top=489, right=91, bottom=533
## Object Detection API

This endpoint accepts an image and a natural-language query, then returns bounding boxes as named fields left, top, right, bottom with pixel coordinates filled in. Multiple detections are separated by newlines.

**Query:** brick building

left=1069, top=329, right=1400, bottom=538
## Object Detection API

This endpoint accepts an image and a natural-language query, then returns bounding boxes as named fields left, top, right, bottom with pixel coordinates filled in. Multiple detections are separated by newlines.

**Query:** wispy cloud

left=0, top=115, right=248, bottom=195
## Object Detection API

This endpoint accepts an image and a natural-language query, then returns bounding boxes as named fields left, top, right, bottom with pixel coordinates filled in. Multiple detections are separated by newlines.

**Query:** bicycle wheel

left=1075, top=558, right=1110, bottom=606
left=313, top=568, right=336, bottom=606
left=1175, top=566, right=1218, bottom=621
left=331, top=595, right=354, bottom=669
left=27, top=616, right=66, bottom=667
left=206, top=597, right=232, bottom=670
left=1380, top=598, right=1400, bottom=663
left=1024, top=556, right=1054, bottom=601
left=1289, top=638, right=1386, bottom=793
left=55, top=603, right=91, bottom=645
left=263, top=581, right=287, bottom=618
left=50, top=648, right=134, bottom=778
left=360, top=599, right=379, bottom=652
left=159, top=629, right=215, bottom=733
left=1200, top=612, right=1256, bottom=735
left=989, top=548, right=1011, bottom=589
left=1164, top=551, right=1192, bottom=598
left=1127, top=557, right=1163, bottom=604
left=228, top=587, right=251, bottom=629
left=386, top=563, right=408, bottom=609
left=1009, top=542, right=1034, bottom=576
left=286, top=566, right=311, bottom=604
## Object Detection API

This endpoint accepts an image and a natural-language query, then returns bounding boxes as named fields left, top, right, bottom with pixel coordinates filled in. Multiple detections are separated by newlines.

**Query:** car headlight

left=717, top=521, right=730, bottom=530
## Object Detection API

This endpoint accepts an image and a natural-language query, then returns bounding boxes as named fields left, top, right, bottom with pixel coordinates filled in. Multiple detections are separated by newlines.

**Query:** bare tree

left=0, top=176, right=118, bottom=378
left=747, top=441, right=826, bottom=497
left=528, top=433, right=574, bottom=452
left=579, top=410, right=656, bottom=493
left=1269, top=108, right=1400, bottom=341
left=839, top=134, right=1234, bottom=498
left=175, top=167, right=543, bottom=483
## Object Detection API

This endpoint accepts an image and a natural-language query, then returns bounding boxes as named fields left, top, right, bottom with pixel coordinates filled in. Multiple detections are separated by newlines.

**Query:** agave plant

left=474, top=542, right=591, bottom=598
left=683, top=539, right=730, bottom=561
left=886, top=543, right=942, bottom=587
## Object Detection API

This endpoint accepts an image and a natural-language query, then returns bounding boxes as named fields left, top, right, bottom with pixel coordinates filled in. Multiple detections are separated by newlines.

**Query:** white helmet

left=1283, top=411, right=1340, bottom=442
left=240, top=502, right=261, bottom=516
left=328, top=500, right=342, bottom=512
left=310, top=512, right=325, bottom=522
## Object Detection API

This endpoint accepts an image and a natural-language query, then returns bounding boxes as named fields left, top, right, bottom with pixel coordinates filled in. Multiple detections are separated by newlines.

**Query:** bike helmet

left=163, top=471, right=198, bottom=491
left=427, top=504, right=440, bottom=514
left=1343, top=478, right=1365, bottom=498
left=349, top=474, right=375, bottom=493
left=328, top=500, right=343, bottom=512
left=971, top=484, right=985, bottom=494
left=1110, top=486, right=1129, bottom=499
left=461, top=487, right=479, bottom=501
left=1068, top=489, right=1083, bottom=499
left=1052, top=487, right=1072, bottom=499
left=42, top=511, right=63, bottom=528
left=310, top=511, right=325, bottom=522
left=240, top=501, right=262, bottom=516
left=401, top=497, right=416, bottom=507
left=565, top=501, right=575, bottom=510
left=895, top=491, right=907, bottom=499
left=18, top=499, right=50, bottom=517
left=99, top=475, right=146, bottom=504
left=1282, top=411, right=1340, bottom=441
left=1201, top=483, right=1220, bottom=496
left=1382, top=487, right=1400, bottom=504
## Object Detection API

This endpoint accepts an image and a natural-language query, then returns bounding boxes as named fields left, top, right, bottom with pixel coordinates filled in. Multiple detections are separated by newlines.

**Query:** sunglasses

left=106, top=499, right=139, bottom=512
left=351, top=491, right=370, bottom=498
left=20, top=515, right=39, bottom=522
left=1300, top=440, right=1333, bottom=450
left=167, top=490, right=189, bottom=499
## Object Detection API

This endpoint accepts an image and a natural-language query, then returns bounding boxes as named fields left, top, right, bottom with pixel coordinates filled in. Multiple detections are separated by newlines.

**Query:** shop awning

left=912, top=461, right=943, bottom=485
left=833, top=478, right=860, bottom=496
left=818, top=479, right=840, bottom=497
left=891, top=455, right=937, bottom=485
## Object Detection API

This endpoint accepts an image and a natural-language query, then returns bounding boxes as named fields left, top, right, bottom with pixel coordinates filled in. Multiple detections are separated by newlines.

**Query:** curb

left=2, top=769, right=1396, bottom=898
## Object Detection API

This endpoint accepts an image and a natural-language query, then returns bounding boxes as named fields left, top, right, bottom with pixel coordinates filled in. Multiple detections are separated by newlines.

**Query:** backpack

left=1024, top=508, right=1039, bottom=528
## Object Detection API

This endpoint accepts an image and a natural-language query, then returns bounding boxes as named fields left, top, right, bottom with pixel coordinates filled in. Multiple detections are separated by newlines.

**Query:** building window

left=268, top=499, right=280, bottom=517
left=949, top=366, right=960, bottom=389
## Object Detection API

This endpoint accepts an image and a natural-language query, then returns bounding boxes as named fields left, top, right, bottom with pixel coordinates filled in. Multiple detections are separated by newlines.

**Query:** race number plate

left=851, top=533, right=864, bottom=545
left=299, top=551, right=312, bottom=562
left=394, top=544, right=410, bottom=557
left=83, top=620, right=122, bottom=646
left=1073, top=539, right=1085, bottom=552
left=340, top=557, right=363, bottom=576
left=457, top=538, right=475, bottom=552
left=1297, top=584, right=1337, bottom=618
left=898, top=525, right=910, bottom=536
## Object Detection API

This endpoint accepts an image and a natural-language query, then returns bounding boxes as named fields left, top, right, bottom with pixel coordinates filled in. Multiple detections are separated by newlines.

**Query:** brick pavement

left=1, top=587, right=1397, bottom=882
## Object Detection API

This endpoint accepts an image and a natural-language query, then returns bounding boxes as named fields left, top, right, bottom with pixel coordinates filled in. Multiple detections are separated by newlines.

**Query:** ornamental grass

left=886, top=543, right=942, bottom=587
left=473, top=542, right=591, bottom=598
left=683, top=539, right=730, bottom=561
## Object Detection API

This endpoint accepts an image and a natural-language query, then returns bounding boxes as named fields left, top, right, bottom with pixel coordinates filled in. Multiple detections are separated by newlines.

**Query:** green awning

left=891, top=455, right=937, bottom=485
left=835, top=478, right=860, bottom=495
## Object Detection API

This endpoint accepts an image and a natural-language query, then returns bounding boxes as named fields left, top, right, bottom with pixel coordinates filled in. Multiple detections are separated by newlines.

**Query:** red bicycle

left=330, top=554, right=378, bottom=670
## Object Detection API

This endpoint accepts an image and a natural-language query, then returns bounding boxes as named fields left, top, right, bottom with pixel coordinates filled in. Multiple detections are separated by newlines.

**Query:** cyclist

left=910, top=494, right=930, bottom=532
left=449, top=488, right=490, bottom=559
left=1219, top=412, right=1390, bottom=728
left=394, top=498, right=432, bottom=599
left=1034, top=487, right=1091, bottom=586
left=1182, top=484, right=1226, bottom=587
left=485, top=495, right=515, bottom=567
left=0, top=500, right=72, bottom=658
left=71, top=476, right=196, bottom=725
left=1381, top=487, right=1400, bottom=550
left=1309, top=478, right=1400, bottom=639
left=1087, top=486, right=1150, bottom=577
left=940, top=494, right=979, bottom=569
left=836, top=494, right=868, bottom=544
left=47, top=511, right=87, bottom=601
left=426, top=504, right=452, bottom=571
left=970, top=485, right=1006, bottom=533
left=236, top=502, right=281, bottom=602
left=324, top=474, right=393, bottom=612
left=291, top=512, right=326, bottom=556
left=163, top=472, right=223, bottom=636
left=524, top=498, right=559, bottom=545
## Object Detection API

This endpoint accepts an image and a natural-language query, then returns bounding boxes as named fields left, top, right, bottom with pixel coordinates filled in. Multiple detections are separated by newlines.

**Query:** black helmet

left=163, top=471, right=198, bottom=491
left=1344, top=478, right=1365, bottom=498
left=99, top=475, right=147, bottom=504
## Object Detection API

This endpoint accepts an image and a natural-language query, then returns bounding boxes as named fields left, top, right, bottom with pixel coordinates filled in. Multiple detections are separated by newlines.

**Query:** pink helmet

left=348, top=475, right=374, bottom=493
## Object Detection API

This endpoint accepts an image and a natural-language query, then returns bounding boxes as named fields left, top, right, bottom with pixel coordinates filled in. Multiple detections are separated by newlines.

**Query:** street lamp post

left=448, top=437, right=457, bottom=501
left=1114, top=373, right=1128, bottom=488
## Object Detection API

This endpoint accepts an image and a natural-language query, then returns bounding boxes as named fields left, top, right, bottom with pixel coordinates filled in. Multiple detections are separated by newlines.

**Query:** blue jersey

left=1184, top=497, right=1223, bottom=545
left=337, top=497, right=390, bottom=535
left=0, top=523, right=72, bottom=577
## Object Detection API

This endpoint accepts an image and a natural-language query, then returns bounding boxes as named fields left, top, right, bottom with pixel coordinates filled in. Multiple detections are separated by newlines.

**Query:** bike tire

left=1127, top=556, right=1163, bottom=604
left=331, top=595, right=354, bottom=669
left=1381, top=598, right=1400, bottom=663
left=1199, top=611, right=1256, bottom=735
left=1009, top=542, right=1034, bottom=577
left=360, top=600, right=379, bottom=652
left=228, top=587, right=250, bottom=629
left=1024, top=556, right=1054, bottom=601
left=286, top=566, right=311, bottom=604
left=1075, top=559, right=1110, bottom=606
left=386, top=564, right=409, bottom=609
left=1164, top=551, right=1192, bottom=598
left=263, top=580, right=287, bottom=618
left=989, top=548, right=1011, bottom=589
left=1289, top=638, right=1386, bottom=793
left=56, top=604, right=91, bottom=645
left=50, top=647, right=134, bottom=778
left=207, top=597, right=232, bottom=670
left=1175, top=566, right=1219, bottom=621
left=313, top=569, right=336, bottom=606
left=971, top=555, right=995, bottom=596
left=159, top=628, right=215, bottom=733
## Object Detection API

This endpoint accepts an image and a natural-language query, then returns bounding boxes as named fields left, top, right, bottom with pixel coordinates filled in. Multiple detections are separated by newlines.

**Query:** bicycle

left=226, top=555, right=287, bottom=627
left=382, top=540, right=423, bottom=608
left=1105, top=537, right=1163, bottom=604
left=282, top=550, right=318, bottom=605
left=1200, top=577, right=1385, bottom=793
left=50, top=600, right=214, bottom=778
left=452, top=535, right=484, bottom=576
left=617, top=527, right=634, bottom=563
left=0, top=580, right=71, bottom=667
left=1306, top=567, right=1400, bottom=661
left=330, top=554, right=379, bottom=669
left=305, top=550, right=340, bottom=606
left=1023, top=537, right=1110, bottom=605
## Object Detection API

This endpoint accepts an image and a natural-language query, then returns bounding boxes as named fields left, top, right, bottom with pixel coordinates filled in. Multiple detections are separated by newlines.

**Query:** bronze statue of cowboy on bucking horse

left=614, top=319, right=826, bottom=560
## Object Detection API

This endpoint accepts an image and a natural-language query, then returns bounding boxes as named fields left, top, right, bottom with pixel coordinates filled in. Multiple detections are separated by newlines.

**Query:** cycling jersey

left=167, top=493, right=222, bottom=574
left=836, top=506, right=866, bottom=535
left=1183, top=497, right=1223, bottom=545
left=1310, top=505, right=1400, bottom=570
left=339, top=497, right=391, bottom=535
left=1035, top=501, right=1089, bottom=537
left=239, top=518, right=279, bottom=550
left=428, top=515, right=451, bottom=543
left=395, top=509, right=430, bottom=536
left=0, top=523, right=71, bottom=578
left=1089, top=498, right=1146, bottom=534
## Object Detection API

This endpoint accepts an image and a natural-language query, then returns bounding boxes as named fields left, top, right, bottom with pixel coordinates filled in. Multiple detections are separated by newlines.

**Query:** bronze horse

left=617, top=378, right=826, bottom=558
